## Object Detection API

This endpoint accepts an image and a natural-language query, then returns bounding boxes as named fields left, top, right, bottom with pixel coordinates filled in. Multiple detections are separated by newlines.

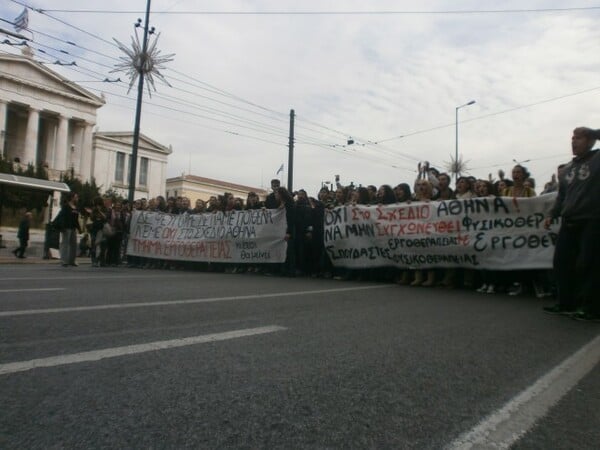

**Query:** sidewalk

left=0, top=226, right=90, bottom=265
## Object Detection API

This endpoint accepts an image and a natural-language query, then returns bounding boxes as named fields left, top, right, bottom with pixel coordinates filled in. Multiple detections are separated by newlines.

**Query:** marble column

left=54, top=114, right=69, bottom=171
left=23, top=107, right=40, bottom=165
left=0, top=100, right=7, bottom=158
left=78, top=122, right=94, bottom=180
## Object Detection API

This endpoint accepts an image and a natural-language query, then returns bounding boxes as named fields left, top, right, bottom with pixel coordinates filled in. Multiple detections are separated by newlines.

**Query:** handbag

left=102, top=222, right=115, bottom=238
left=51, top=211, right=65, bottom=231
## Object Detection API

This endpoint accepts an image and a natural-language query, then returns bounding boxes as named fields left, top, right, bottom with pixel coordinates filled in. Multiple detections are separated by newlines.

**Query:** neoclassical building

left=93, top=131, right=171, bottom=199
left=0, top=50, right=171, bottom=200
left=0, top=50, right=103, bottom=180
left=166, top=174, right=267, bottom=204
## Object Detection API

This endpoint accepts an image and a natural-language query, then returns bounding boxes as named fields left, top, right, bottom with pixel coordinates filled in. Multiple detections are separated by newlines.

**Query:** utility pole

left=287, top=109, right=295, bottom=192
left=454, top=100, right=476, bottom=182
left=128, top=0, right=152, bottom=204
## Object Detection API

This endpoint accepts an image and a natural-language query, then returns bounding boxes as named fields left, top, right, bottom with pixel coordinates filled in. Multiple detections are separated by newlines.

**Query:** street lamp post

left=455, top=100, right=476, bottom=182
left=112, top=0, right=173, bottom=204
left=128, top=0, right=152, bottom=205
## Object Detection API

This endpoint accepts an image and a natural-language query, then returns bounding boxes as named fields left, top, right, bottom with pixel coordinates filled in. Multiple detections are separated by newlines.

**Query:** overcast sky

left=2, top=0, right=600, bottom=195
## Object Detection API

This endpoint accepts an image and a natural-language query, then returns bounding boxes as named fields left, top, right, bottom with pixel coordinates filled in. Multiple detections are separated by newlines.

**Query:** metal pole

left=287, top=109, right=295, bottom=192
left=127, top=0, right=151, bottom=204
left=454, top=100, right=476, bottom=182
left=455, top=106, right=459, bottom=182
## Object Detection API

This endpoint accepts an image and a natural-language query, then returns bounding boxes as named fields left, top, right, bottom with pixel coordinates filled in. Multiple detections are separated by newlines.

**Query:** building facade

left=93, top=132, right=171, bottom=199
left=166, top=174, right=267, bottom=203
left=0, top=51, right=103, bottom=180
left=0, top=51, right=171, bottom=201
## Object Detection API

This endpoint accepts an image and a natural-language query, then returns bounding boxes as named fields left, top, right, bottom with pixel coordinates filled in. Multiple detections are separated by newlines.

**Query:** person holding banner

left=410, top=180, right=436, bottom=287
left=502, top=165, right=538, bottom=296
left=544, top=127, right=600, bottom=321
left=394, top=183, right=413, bottom=203
left=432, top=173, right=453, bottom=201
left=454, top=177, right=475, bottom=200
left=265, top=179, right=281, bottom=209
left=267, top=187, right=295, bottom=276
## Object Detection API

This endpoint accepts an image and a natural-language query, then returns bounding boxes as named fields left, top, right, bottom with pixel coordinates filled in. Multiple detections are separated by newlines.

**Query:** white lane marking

left=0, top=274, right=188, bottom=282
left=0, top=325, right=286, bottom=376
left=447, top=334, right=600, bottom=450
left=0, top=288, right=65, bottom=293
left=0, top=285, right=391, bottom=317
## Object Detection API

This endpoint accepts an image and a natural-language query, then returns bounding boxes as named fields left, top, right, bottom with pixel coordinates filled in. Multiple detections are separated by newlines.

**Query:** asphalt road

left=0, top=264, right=598, bottom=449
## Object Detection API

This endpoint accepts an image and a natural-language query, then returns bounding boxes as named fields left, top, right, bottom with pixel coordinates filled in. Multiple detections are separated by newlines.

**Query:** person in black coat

left=293, top=190, right=316, bottom=276
left=55, top=192, right=82, bottom=266
left=272, top=186, right=295, bottom=276
left=264, top=179, right=281, bottom=209
left=13, top=211, right=32, bottom=258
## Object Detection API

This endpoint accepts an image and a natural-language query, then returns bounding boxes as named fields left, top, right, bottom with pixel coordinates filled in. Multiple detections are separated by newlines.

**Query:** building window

left=115, top=152, right=125, bottom=182
left=139, top=157, right=149, bottom=186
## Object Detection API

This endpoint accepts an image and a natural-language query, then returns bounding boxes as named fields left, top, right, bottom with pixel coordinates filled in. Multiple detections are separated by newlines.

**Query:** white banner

left=127, top=209, right=288, bottom=263
left=324, top=194, right=559, bottom=270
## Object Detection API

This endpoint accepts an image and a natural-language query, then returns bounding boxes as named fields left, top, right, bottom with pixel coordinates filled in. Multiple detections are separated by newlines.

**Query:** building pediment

left=0, top=53, right=105, bottom=107
left=94, top=131, right=172, bottom=155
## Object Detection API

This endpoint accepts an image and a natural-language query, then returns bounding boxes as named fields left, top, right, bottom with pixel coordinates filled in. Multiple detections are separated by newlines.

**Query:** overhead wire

left=15, top=24, right=294, bottom=125
left=5, top=55, right=346, bottom=149
left=7, top=0, right=586, bottom=175
left=95, top=90, right=416, bottom=173
left=5, top=19, right=346, bottom=148
left=102, top=99, right=289, bottom=148
left=7, top=2, right=402, bottom=154
left=9, top=1, right=397, bottom=150
left=468, top=153, right=568, bottom=172
left=9, top=0, right=117, bottom=47
left=377, top=87, right=600, bottom=144
left=20, top=26, right=120, bottom=64
left=39, top=7, right=600, bottom=15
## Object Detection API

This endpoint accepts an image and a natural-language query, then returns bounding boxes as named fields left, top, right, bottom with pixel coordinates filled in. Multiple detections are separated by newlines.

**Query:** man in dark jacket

left=293, top=189, right=316, bottom=276
left=264, top=179, right=281, bottom=209
left=544, top=127, right=600, bottom=320
left=13, top=211, right=32, bottom=258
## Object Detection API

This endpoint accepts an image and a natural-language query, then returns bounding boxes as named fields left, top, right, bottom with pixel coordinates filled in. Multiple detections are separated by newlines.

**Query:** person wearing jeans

left=544, top=127, right=600, bottom=321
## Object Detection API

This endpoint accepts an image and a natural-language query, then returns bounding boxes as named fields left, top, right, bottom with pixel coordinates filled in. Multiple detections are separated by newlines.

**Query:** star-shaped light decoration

left=446, top=154, right=470, bottom=179
left=111, top=28, right=174, bottom=97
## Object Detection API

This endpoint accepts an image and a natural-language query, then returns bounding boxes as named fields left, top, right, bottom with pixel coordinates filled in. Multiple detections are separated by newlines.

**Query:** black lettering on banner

left=474, top=232, right=487, bottom=252
left=325, top=225, right=344, bottom=241
left=324, top=207, right=348, bottom=226
left=494, top=197, right=510, bottom=214
left=345, top=223, right=375, bottom=238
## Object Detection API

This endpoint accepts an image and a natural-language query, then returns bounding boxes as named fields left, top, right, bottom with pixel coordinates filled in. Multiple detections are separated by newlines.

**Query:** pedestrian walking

left=12, top=211, right=32, bottom=258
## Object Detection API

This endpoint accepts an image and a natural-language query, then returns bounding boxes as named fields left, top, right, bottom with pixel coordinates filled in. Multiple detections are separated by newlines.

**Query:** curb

left=0, top=256, right=91, bottom=265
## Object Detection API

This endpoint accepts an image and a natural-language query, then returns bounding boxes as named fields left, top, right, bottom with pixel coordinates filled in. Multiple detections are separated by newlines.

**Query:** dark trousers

left=553, top=219, right=600, bottom=314
left=14, top=238, right=28, bottom=257
left=106, top=232, right=123, bottom=265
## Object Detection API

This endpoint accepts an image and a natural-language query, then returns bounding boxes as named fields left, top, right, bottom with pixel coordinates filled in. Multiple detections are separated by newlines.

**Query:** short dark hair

left=574, top=127, right=600, bottom=140
left=513, top=164, right=530, bottom=179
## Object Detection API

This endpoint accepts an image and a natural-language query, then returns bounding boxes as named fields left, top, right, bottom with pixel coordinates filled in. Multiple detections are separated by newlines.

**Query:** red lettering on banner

left=375, top=205, right=431, bottom=222
left=375, top=219, right=462, bottom=237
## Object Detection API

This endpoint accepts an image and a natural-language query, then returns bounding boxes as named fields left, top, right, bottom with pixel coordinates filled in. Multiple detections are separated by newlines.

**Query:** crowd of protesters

left=65, top=163, right=556, bottom=287
left=52, top=126, right=599, bottom=321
